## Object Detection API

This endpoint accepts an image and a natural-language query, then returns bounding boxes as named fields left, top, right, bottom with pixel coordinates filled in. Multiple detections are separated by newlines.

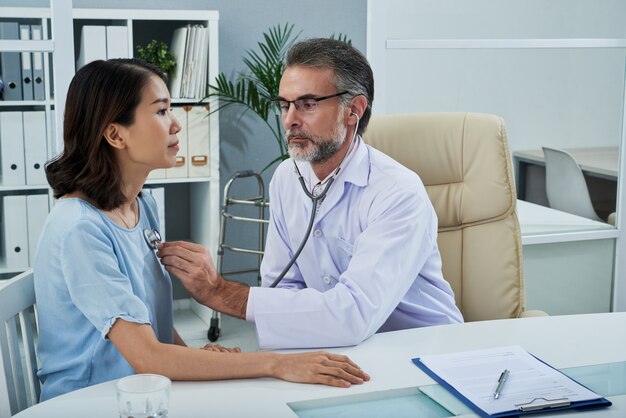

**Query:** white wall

left=367, top=0, right=626, bottom=153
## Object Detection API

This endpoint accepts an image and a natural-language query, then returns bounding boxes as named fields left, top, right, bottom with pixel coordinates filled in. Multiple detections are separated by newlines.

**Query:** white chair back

left=542, top=147, right=603, bottom=222
left=0, top=270, right=40, bottom=417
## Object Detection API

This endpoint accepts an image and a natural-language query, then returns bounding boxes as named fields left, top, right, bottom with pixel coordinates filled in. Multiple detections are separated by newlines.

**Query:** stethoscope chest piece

left=143, top=228, right=162, bottom=250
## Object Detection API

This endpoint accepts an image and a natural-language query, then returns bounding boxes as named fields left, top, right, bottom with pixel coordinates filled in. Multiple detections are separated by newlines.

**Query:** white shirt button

left=323, top=275, right=331, bottom=284
left=313, top=229, right=322, bottom=237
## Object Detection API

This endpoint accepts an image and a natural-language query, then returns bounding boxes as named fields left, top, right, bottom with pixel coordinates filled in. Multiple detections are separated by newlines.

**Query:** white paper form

left=418, top=345, right=601, bottom=415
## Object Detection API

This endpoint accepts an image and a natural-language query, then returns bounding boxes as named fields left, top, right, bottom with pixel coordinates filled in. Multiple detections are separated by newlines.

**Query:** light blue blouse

left=34, top=193, right=173, bottom=401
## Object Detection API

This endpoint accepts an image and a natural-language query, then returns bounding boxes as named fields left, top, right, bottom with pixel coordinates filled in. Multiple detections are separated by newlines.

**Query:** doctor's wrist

left=204, top=278, right=250, bottom=320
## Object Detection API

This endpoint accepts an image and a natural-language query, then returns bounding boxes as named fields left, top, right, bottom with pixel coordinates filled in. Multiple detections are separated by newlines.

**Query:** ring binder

left=516, top=397, right=571, bottom=412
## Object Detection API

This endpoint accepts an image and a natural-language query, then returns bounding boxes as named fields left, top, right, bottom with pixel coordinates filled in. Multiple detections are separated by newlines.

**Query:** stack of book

left=169, top=25, right=209, bottom=99
left=75, top=25, right=129, bottom=70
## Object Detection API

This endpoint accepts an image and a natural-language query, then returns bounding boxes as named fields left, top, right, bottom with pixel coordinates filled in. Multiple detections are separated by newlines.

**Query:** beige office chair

left=0, top=269, right=40, bottom=417
left=542, top=147, right=615, bottom=225
left=364, top=112, right=544, bottom=321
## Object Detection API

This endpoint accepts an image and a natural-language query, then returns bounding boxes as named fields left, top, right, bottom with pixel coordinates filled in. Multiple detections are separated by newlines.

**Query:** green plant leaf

left=329, top=33, right=352, bottom=46
left=136, top=39, right=176, bottom=76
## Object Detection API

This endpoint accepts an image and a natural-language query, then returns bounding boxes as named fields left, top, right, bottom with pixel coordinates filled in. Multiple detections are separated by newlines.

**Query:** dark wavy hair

left=284, top=38, right=374, bottom=136
left=45, top=58, right=166, bottom=210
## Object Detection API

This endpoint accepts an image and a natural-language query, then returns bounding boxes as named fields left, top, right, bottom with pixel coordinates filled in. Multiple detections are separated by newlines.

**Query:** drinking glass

left=116, top=374, right=171, bottom=418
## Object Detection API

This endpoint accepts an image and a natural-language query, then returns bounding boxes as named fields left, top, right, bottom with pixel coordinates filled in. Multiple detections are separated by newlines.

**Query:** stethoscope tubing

left=269, top=177, right=334, bottom=288
left=269, top=114, right=360, bottom=288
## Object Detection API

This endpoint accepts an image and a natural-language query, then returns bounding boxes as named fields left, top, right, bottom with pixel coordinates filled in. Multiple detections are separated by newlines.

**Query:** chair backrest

left=542, top=147, right=603, bottom=222
left=363, top=112, right=525, bottom=321
left=0, top=269, right=40, bottom=417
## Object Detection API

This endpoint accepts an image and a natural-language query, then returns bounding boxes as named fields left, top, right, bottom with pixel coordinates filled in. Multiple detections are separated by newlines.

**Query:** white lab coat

left=249, top=138, right=463, bottom=349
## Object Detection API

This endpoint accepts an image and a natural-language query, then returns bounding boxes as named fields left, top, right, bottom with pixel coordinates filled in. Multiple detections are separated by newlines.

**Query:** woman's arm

left=108, top=319, right=369, bottom=387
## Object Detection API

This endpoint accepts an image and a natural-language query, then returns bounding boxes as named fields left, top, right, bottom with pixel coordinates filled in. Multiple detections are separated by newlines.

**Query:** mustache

left=286, top=131, right=312, bottom=141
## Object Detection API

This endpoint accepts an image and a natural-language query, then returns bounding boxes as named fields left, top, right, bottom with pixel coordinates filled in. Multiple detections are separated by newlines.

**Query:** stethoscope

left=269, top=113, right=360, bottom=288
left=144, top=228, right=162, bottom=251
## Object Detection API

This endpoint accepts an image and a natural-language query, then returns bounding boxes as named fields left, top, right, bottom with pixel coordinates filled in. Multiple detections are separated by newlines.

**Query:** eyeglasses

left=271, top=91, right=350, bottom=114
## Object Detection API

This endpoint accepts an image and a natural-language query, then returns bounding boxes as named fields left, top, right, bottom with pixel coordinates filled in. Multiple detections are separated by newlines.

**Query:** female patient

left=34, top=58, right=368, bottom=401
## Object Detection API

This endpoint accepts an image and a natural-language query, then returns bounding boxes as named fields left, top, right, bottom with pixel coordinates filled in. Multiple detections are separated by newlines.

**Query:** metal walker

left=208, top=170, right=269, bottom=342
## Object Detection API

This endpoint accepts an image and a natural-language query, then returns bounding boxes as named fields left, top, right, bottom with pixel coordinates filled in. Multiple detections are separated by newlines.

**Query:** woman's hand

left=201, top=343, right=241, bottom=353
left=271, top=351, right=370, bottom=388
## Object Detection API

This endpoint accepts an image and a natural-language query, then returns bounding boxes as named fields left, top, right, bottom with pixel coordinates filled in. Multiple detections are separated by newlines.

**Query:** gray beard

left=288, top=136, right=344, bottom=163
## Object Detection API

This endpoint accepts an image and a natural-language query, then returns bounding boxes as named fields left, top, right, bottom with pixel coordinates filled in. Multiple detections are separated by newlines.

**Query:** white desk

left=517, top=200, right=615, bottom=315
left=517, top=199, right=614, bottom=239
left=15, top=313, right=626, bottom=417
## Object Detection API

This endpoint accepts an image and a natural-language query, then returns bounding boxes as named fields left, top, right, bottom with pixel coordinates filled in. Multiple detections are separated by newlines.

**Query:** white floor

left=173, top=302, right=260, bottom=352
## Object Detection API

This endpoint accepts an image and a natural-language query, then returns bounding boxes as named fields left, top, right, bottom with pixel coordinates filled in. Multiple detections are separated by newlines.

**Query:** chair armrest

left=519, top=309, right=549, bottom=318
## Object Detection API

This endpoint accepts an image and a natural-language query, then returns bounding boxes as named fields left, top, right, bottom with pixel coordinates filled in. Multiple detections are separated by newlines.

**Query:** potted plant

left=136, top=40, right=177, bottom=78
left=206, top=23, right=350, bottom=172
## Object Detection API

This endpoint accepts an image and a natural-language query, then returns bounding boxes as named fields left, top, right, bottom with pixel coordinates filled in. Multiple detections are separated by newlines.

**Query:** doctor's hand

left=157, top=241, right=251, bottom=320
left=272, top=351, right=370, bottom=388
left=157, top=241, right=221, bottom=305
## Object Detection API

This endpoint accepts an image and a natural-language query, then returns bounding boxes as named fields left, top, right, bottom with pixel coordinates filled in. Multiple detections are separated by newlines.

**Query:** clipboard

left=412, top=346, right=612, bottom=418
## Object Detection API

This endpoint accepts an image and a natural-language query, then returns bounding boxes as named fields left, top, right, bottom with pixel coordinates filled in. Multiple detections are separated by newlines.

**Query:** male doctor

left=158, top=38, right=463, bottom=349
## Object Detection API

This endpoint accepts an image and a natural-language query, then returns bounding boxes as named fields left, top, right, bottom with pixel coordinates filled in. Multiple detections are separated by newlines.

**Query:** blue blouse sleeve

left=60, top=219, right=151, bottom=339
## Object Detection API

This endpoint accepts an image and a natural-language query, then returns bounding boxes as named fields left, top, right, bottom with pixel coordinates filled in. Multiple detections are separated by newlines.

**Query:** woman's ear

left=103, top=123, right=127, bottom=150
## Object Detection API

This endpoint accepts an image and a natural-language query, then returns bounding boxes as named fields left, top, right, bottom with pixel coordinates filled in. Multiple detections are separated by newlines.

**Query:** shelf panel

left=0, top=39, right=54, bottom=52
left=73, top=9, right=218, bottom=21
left=0, top=7, right=50, bottom=19
left=0, top=185, right=49, bottom=192
left=0, top=265, right=28, bottom=275
left=145, top=177, right=213, bottom=185
left=0, top=100, right=54, bottom=107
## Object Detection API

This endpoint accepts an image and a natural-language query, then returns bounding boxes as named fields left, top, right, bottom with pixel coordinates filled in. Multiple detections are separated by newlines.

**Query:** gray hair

left=284, top=38, right=374, bottom=135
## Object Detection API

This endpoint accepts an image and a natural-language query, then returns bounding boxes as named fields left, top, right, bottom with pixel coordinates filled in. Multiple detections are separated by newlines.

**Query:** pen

left=493, top=369, right=510, bottom=399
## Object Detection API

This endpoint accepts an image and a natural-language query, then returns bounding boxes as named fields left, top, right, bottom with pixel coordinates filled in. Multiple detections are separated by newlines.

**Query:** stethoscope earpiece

left=143, top=228, right=162, bottom=250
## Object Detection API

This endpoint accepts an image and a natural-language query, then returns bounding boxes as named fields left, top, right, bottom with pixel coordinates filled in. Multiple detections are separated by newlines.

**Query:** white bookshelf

left=70, top=7, right=221, bottom=256
left=0, top=2, right=220, bottom=307
left=0, top=7, right=54, bottom=277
